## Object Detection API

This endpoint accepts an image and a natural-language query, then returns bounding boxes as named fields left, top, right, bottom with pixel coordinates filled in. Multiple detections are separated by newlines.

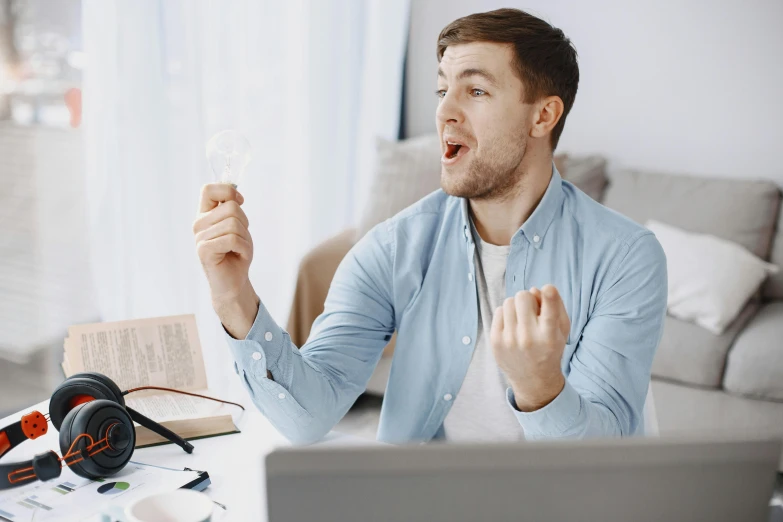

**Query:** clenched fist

left=193, top=183, right=259, bottom=340
left=490, top=284, right=571, bottom=412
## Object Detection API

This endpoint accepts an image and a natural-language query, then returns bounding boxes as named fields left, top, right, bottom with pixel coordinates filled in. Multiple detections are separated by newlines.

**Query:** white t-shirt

left=443, top=222, right=523, bottom=442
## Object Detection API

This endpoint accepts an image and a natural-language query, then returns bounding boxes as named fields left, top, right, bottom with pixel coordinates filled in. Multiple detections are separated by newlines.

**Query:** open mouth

left=442, top=139, right=470, bottom=165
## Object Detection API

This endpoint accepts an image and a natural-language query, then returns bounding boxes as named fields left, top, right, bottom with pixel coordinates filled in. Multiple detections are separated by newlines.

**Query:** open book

left=61, top=314, right=239, bottom=448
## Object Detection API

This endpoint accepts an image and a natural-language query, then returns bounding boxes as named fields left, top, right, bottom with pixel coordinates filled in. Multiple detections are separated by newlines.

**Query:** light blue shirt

left=226, top=165, right=668, bottom=445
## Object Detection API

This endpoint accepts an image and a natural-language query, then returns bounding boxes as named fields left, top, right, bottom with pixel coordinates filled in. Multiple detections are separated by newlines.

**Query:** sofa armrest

left=286, top=228, right=396, bottom=359
left=286, top=228, right=356, bottom=346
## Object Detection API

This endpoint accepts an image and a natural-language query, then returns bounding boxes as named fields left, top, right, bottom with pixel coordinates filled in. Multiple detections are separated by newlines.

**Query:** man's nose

left=436, top=92, right=463, bottom=126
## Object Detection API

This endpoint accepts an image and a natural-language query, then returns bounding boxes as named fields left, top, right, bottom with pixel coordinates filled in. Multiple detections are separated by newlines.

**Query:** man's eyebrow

left=437, top=67, right=499, bottom=87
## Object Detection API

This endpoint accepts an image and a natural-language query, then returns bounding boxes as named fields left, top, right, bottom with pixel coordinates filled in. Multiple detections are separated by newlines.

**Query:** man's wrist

left=213, top=283, right=260, bottom=340
left=510, top=373, right=565, bottom=412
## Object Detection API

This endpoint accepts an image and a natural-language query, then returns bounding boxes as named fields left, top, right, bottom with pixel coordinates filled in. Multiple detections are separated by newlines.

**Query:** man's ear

left=530, top=96, right=564, bottom=140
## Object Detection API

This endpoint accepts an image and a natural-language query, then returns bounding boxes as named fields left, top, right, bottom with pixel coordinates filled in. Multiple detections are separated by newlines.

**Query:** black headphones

left=0, top=372, right=203, bottom=490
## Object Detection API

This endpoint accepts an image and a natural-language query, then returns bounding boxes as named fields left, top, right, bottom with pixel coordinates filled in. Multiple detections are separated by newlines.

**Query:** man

left=192, top=8, right=667, bottom=445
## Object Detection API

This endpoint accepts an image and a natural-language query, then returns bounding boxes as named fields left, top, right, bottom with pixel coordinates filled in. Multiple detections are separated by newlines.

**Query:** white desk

left=0, top=387, right=371, bottom=521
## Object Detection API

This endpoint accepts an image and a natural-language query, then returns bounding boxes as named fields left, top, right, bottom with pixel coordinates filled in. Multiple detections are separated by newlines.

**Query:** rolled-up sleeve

left=509, top=231, right=668, bottom=439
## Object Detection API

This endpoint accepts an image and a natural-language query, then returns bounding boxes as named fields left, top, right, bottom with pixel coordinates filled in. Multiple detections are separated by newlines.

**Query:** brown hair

left=437, top=8, right=579, bottom=150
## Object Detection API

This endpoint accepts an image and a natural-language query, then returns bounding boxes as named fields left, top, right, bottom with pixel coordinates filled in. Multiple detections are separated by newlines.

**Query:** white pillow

left=646, top=220, right=779, bottom=335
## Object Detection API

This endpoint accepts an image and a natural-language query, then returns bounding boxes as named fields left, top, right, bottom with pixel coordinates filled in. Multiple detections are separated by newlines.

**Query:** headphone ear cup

left=50, top=373, right=125, bottom=431
left=75, top=372, right=124, bottom=403
left=59, top=400, right=135, bottom=480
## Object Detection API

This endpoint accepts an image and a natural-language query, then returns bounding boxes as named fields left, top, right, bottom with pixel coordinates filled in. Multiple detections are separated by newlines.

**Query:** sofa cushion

left=650, top=379, right=783, bottom=470
left=356, top=135, right=443, bottom=241
left=603, top=170, right=781, bottom=259
left=559, top=155, right=607, bottom=202
left=651, top=302, right=759, bottom=388
left=723, top=302, right=783, bottom=401
left=764, top=208, right=783, bottom=299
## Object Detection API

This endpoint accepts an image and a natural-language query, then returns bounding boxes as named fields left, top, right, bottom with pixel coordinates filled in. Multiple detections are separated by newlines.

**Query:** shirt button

left=443, top=393, right=453, bottom=401
left=278, top=393, right=286, bottom=399
left=264, top=332, right=273, bottom=341
left=464, top=227, right=470, bottom=238
left=252, top=352, right=262, bottom=361
left=468, top=273, right=473, bottom=282
left=533, top=234, right=540, bottom=243
left=462, top=336, right=471, bottom=345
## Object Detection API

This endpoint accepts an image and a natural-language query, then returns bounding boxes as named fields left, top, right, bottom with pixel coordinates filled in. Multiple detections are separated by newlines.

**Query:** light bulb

left=205, top=130, right=252, bottom=188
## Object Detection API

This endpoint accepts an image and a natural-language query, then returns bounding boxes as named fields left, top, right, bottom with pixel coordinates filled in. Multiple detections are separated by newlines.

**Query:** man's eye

left=471, top=89, right=486, bottom=97
left=435, top=90, right=446, bottom=99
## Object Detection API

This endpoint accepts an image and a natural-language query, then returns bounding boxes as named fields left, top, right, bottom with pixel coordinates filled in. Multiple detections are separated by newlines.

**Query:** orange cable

left=123, top=386, right=245, bottom=411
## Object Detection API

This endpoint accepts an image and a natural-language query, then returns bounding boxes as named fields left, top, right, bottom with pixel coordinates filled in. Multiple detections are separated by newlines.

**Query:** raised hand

left=193, top=183, right=258, bottom=340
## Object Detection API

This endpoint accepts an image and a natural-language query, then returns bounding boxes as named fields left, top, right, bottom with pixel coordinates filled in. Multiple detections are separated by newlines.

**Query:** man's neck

left=469, top=154, right=553, bottom=246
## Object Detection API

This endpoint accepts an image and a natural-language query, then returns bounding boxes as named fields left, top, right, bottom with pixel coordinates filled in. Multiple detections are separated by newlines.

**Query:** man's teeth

left=446, top=142, right=462, bottom=159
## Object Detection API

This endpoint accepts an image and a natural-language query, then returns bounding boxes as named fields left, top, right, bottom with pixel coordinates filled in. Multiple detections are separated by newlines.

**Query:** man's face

left=436, top=42, right=534, bottom=200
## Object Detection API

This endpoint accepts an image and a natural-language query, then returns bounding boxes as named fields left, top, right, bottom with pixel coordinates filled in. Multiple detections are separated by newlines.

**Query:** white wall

left=404, top=0, right=783, bottom=185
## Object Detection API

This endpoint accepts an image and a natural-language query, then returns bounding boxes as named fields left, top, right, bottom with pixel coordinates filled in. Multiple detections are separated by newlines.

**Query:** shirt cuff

left=506, top=380, right=582, bottom=438
left=223, top=299, right=287, bottom=380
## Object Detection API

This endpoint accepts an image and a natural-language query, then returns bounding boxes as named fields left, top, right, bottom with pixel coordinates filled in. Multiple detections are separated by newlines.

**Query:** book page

left=124, top=390, right=224, bottom=423
left=63, top=314, right=207, bottom=391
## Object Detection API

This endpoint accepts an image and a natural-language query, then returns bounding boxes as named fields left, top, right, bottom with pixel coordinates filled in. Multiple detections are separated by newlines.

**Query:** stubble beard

left=441, top=133, right=529, bottom=202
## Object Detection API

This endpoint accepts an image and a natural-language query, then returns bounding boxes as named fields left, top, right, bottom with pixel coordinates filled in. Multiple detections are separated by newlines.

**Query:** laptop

left=265, top=436, right=781, bottom=522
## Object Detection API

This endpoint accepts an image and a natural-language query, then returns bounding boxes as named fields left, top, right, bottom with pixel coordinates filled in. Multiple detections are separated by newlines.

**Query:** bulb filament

left=222, top=156, right=232, bottom=181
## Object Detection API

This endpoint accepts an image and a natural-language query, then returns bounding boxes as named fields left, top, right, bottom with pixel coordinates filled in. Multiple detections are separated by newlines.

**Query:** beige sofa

left=287, top=136, right=783, bottom=456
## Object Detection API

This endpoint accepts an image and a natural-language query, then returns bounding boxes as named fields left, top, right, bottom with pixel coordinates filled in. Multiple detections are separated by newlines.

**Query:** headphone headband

left=0, top=451, right=62, bottom=489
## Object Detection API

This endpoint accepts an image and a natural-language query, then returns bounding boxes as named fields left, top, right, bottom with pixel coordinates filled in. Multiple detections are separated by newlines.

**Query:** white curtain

left=81, top=0, right=409, bottom=390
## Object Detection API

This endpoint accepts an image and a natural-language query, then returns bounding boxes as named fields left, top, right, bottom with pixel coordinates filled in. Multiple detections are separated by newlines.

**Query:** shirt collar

left=459, top=161, right=564, bottom=251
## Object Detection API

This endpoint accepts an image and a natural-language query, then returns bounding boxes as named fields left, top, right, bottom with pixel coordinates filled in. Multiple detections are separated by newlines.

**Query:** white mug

left=123, top=489, right=214, bottom=522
